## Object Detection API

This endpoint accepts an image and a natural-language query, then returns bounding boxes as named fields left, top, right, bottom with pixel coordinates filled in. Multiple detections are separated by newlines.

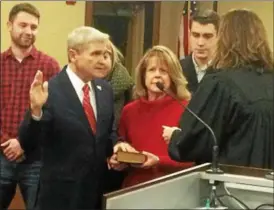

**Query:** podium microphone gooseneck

left=156, top=82, right=223, bottom=174
left=156, top=82, right=226, bottom=208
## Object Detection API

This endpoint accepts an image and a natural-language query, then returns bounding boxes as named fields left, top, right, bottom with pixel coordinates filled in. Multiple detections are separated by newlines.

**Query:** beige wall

left=218, top=1, right=273, bottom=52
left=158, top=1, right=273, bottom=53
left=1, top=1, right=86, bottom=66
left=200, top=1, right=273, bottom=52
left=199, top=1, right=214, bottom=11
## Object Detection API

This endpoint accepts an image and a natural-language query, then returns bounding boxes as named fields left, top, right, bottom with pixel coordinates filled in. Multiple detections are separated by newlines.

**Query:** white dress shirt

left=192, top=54, right=210, bottom=83
left=66, top=66, right=97, bottom=119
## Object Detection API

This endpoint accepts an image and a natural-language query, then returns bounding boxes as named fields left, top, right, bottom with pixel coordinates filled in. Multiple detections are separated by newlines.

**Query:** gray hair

left=67, top=26, right=110, bottom=51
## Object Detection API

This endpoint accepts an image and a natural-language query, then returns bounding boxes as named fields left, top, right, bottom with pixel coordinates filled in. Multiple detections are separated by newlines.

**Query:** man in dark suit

left=19, top=26, right=134, bottom=210
left=180, top=10, right=220, bottom=93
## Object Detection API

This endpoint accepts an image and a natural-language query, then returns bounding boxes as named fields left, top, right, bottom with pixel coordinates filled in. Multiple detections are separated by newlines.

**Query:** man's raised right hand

left=30, top=70, right=48, bottom=117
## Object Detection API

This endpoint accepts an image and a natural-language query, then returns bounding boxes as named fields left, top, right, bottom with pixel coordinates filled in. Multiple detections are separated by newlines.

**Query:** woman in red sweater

left=110, top=45, right=194, bottom=188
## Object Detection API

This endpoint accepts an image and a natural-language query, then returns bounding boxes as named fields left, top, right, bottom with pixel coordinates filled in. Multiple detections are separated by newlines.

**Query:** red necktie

left=82, top=84, right=96, bottom=134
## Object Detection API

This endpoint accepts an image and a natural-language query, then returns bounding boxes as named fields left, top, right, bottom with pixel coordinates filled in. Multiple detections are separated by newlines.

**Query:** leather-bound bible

left=117, top=151, right=146, bottom=164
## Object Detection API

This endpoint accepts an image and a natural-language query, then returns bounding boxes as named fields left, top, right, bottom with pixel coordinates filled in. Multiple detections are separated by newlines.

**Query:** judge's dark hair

left=211, top=9, right=273, bottom=71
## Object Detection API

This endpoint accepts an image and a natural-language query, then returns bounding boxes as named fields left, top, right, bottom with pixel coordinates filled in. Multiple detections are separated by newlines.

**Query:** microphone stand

left=182, top=106, right=224, bottom=208
left=155, top=82, right=225, bottom=208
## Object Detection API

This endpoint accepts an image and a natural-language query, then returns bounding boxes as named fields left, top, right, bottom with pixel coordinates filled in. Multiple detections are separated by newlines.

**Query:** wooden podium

left=103, top=163, right=273, bottom=209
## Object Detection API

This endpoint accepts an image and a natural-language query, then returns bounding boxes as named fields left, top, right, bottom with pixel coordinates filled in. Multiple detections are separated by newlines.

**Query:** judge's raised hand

left=30, top=70, right=48, bottom=116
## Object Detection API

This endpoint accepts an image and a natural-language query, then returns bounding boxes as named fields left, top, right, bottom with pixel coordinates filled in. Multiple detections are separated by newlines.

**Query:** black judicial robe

left=168, top=66, right=274, bottom=169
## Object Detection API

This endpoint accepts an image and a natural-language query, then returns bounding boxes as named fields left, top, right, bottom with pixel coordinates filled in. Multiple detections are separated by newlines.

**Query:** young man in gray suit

left=19, top=26, right=134, bottom=210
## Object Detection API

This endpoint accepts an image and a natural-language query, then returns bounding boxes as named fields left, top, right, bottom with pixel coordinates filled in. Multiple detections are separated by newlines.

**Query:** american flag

left=178, top=1, right=198, bottom=58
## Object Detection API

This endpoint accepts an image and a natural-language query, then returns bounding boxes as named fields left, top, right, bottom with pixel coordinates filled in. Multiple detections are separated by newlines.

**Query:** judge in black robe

left=162, top=9, right=274, bottom=170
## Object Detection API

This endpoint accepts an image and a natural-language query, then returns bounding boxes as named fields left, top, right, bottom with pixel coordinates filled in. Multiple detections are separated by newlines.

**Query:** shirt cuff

left=32, top=111, right=43, bottom=121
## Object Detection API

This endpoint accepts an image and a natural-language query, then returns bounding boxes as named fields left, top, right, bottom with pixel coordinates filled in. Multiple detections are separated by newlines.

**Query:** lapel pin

left=96, top=85, right=102, bottom=91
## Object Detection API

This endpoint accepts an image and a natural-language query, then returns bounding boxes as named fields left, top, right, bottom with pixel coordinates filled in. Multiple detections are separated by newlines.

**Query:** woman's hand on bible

left=108, top=154, right=128, bottom=171
left=132, top=151, right=159, bottom=169
left=109, top=141, right=137, bottom=171
left=113, top=141, right=137, bottom=153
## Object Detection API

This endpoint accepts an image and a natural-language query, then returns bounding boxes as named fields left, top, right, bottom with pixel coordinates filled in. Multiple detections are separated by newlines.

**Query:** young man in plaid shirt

left=0, top=3, right=60, bottom=209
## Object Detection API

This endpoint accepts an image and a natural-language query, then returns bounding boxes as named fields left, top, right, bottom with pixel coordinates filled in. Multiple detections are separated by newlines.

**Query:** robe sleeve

left=168, top=74, right=236, bottom=163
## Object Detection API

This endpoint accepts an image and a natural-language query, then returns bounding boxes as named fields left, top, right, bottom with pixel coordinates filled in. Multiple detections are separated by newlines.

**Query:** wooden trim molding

left=129, top=8, right=145, bottom=77
left=213, top=1, right=218, bottom=12
left=152, top=2, right=161, bottom=45
left=85, top=2, right=93, bottom=26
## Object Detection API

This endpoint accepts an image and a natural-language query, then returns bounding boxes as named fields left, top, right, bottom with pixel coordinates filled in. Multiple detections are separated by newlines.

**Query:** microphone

left=156, top=82, right=223, bottom=174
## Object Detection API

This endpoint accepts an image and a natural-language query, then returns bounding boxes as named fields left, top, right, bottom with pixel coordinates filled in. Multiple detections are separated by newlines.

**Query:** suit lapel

left=58, top=66, right=95, bottom=138
left=92, top=81, right=103, bottom=141
left=186, top=55, right=199, bottom=88
left=181, top=55, right=199, bottom=93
